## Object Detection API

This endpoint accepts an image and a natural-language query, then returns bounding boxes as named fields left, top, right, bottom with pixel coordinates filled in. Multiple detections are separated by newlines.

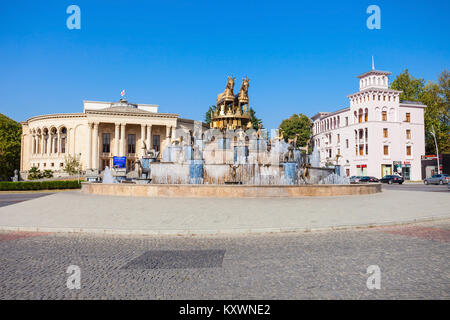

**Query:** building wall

left=311, top=70, right=426, bottom=180
left=20, top=102, right=205, bottom=176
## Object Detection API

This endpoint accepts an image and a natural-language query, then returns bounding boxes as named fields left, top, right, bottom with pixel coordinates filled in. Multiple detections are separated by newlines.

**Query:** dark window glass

left=102, top=133, right=110, bottom=153
left=128, top=134, right=136, bottom=154
left=153, top=135, right=160, bottom=152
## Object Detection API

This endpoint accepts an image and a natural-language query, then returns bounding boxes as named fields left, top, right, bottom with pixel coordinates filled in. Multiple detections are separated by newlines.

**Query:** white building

left=311, top=66, right=426, bottom=180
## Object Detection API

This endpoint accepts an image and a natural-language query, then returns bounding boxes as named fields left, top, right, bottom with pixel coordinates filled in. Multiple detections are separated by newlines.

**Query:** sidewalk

left=0, top=189, right=448, bottom=235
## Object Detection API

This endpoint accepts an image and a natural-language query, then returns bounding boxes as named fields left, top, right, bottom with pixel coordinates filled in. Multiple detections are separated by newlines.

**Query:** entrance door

left=102, top=159, right=110, bottom=170
left=402, top=167, right=411, bottom=180
left=381, top=164, right=392, bottom=177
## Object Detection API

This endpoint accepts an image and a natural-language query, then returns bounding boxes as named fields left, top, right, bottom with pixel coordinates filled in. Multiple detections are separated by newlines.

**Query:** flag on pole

left=120, top=89, right=125, bottom=97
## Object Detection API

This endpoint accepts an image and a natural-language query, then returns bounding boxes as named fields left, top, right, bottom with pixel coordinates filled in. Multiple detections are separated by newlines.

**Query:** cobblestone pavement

left=0, top=220, right=449, bottom=300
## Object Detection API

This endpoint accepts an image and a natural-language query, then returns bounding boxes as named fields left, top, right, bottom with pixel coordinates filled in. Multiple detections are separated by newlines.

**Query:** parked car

left=380, top=175, right=404, bottom=184
left=424, top=174, right=449, bottom=185
left=349, top=176, right=360, bottom=184
left=359, top=176, right=379, bottom=183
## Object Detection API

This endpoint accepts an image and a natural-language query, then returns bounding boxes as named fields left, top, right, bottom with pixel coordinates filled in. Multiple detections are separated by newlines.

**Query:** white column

left=32, top=135, right=36, bottom=155
left=92, top=123, right=99, bottom=170
left=114, top=123, right=120, bottom=156
left=57, top=132, right=60, bottom=156
left=146, top=125, right=152, bottom=150
left=40, top=135, right=44, bottom=155
left=49, top=135, right=52, bottom=155
left=87, top=123, right=92, bottom=169
left=140, top=124, right=146, bottom=157
left=120, top=123, right=126, bottom=156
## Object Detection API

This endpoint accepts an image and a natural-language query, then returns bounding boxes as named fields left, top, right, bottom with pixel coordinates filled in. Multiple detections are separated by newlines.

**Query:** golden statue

left=211, top=75, right=252, bottom=130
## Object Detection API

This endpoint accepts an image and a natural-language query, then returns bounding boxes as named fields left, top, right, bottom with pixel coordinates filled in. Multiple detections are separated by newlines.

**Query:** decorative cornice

left=85, top=109, right=179, bottom=118
left=347, top=88, right=402, bottom=98
left=24, top=113, right=87, bottom=123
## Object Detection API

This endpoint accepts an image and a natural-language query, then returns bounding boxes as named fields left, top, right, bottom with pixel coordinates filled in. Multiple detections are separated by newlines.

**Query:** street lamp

left=430, top=126, right=440, bottom=175
left=77, top=153, right=82, bottom=184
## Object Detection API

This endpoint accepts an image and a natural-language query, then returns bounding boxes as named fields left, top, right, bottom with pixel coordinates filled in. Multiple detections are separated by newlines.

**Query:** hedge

left=0, top=180, right=81, bottom=191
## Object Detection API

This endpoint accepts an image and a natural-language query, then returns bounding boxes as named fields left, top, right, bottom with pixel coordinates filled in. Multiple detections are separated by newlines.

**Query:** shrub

left=0, top=180, right=81, bottom=191
left=27, top=166, right=43, bottom=180
left=42, top=170, right=53, bottom=179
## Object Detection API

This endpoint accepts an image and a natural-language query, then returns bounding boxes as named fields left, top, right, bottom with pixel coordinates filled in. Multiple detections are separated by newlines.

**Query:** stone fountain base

left=81, top=183, right=381, bottom=198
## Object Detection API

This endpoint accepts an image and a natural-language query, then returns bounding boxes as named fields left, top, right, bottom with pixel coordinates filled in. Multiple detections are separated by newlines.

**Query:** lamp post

left=77, top=153, right=82, bottom=184
left=430, top=127, right=440, bottom=175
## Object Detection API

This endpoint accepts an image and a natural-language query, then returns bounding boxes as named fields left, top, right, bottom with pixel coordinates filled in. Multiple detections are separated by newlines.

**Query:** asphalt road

left=382, top=183, right=449, bottom=192
left=0, top=219, right=448, bottom=299
left=0, top=192, right=54, bottom=207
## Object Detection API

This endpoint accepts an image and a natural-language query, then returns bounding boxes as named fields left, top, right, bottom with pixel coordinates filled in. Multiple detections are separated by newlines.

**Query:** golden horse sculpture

left=216, top=74, right=235, bottom=105
left=237, top=77, right=250, bottom=104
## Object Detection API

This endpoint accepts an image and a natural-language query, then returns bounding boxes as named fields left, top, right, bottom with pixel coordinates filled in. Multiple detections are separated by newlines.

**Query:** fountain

left=102, top=166, right=117, bottom=184
left=82, top=75, right=383, bottom=198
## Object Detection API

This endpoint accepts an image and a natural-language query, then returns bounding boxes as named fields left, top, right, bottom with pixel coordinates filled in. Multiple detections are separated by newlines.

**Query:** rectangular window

left=345, top=117, right=348, bottom=126
left=406, top=129, right=411, bottom=139
left=365, top=145, right=368, bottom=155
left=383, top=145, right=389, bottom=156
left=359, top=145, right=364, bottom=156
left=405, top=113, right=411, bottom=122
left=153, top=135, right=160, bottom=152
left=102, top=133, right=111, bottom=153
left=337, top=134, right=340, bottom=143
left=383, top=128, right=388, bottom=138
left=337, top=148, right=341, bottom=156
left=406, top=146, right=411, bottom=156
left=346, top=139, right=349, bottom=148
left=382, top=111, right=387, bottom=121
left=127, top=134, right=136, bottom=154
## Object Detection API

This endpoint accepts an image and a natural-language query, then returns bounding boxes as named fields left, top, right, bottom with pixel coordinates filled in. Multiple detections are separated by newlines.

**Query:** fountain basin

left=81, top=183, right=381, bottom=198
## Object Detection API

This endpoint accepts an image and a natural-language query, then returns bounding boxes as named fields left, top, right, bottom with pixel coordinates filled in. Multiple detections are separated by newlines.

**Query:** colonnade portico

left=86, top=121, right=175, bottom=172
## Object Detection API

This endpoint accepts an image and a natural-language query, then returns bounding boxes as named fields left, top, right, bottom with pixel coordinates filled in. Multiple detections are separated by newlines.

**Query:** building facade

left=20, top=99, right=206, bottom=176
left=311, top=67, right=426, bottom=180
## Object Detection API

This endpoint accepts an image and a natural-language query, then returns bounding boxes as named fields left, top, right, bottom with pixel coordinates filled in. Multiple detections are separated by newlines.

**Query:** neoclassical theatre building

left=20, top=98, right=205, bottom=176
left=311, top=66, right=426, bottom=180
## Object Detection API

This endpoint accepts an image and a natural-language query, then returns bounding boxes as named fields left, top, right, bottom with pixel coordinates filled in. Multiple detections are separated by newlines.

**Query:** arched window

left=364, top=108, right=368, bottom=122
left=358, top=108, right=363, bottom=123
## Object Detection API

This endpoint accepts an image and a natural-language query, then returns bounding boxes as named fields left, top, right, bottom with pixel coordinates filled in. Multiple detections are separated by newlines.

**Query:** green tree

left=64, top=155, right=81, bottom=175
left=248, top=107, right=262, bottom=129
left=390, top=69, right=425, bottom=101
left=279, top=114, right=312, bottom=148
left=391, top=69, right=449, bottom=154
left=204, top=105, right=215, bottom=125
left=0, top=114, right=22, bottom=181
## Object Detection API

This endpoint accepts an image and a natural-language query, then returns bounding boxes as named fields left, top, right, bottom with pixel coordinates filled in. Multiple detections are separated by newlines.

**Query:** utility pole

left=430, top=127, right=440, bottom=175
left=77, top=153, right=82, bottom=184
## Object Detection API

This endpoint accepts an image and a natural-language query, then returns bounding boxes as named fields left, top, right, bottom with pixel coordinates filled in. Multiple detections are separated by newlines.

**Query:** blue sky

left=0, top=0, right=448, bottom=130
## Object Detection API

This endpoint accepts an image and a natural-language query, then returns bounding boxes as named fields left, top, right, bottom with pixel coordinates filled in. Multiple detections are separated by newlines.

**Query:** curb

left=0, top=215, right=449, bottom=236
